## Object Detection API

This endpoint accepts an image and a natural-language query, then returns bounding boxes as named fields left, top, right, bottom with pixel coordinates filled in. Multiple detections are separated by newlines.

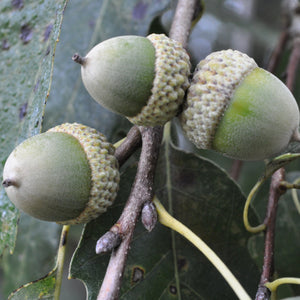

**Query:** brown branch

left=255, top=169, right=286, bottom=300
left=169, top=0, right=196, bottom=48
left=267, top=30, right=289, bottom=74
left=97, top=126, right=163, bottom=300
left=286, top=37, right=300, bottom=90
left=114, top=126, right=141, bottom=167
left=229, top=159, right=243, bottom=181
left=111, top=126, right=163, bottom=236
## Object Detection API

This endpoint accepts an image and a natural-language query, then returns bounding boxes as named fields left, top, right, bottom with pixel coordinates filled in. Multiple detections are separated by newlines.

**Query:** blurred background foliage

left=0, top=0, right=299, bottom=299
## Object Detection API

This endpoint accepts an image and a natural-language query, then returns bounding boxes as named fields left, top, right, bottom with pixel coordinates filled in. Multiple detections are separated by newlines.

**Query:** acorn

left=72, top=34, right=191, bottom=127
left=2, top=123, right=120, bottom=225
left=179, top=49, right=300, bottom=161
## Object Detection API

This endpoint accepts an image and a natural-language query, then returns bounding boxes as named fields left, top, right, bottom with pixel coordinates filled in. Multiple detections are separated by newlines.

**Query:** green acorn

left=2, top=123, right=120, bottom=225
left=180, top=49, right=300, bottom=161
left=73, top=34, right=191, bottom=126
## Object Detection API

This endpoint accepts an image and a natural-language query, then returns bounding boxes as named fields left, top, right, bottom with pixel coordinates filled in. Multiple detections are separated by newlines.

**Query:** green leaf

left=151, top=140, right=260, bottom=299
left=70, top=138, right=261, bottom=299
left=1, top=0, right=173, bottom=298
left=2, top=214, right=60, bottom=298
left=0, top=0, right=68, bottom=255
left=8, top=270, right=56, bottom=300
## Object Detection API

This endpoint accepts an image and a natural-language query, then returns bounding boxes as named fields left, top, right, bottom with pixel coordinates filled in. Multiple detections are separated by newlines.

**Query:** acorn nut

left=2, top=123, right=120, bottom=225
left=73, top=34, right=191, bottom=127
left=180, top=49, right=300, bottom=161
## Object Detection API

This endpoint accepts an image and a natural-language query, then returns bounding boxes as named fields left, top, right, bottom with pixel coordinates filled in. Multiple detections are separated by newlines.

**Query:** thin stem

left=265, top=277, right=300, bottom=300
left=71, top=53, right=86, bottom=65
left=265, top=277, right=300, bottom=292
left=290, top=178, right=300, bottom=214
left=162, top=121, right=182, bottom=299
left=243, top=179, right=267, bottom=233
left=153, top=197, right=251, bottom=300
left=113, top=137, right=126, bottom=149
left=279, top=180, right=300, bottom=190
left=2, top=178, right=18, bottom=188
left=54, top=225, right=70, bottom=300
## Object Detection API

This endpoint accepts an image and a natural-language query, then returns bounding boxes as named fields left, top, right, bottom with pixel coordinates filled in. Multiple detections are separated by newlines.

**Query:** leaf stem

left=162, top=121, right=182, bottom=299
left=153, top=196, right=251, bottom=300
left=54, top=225, right=70, bottom=300
left=243, top=178, right=267, bottom=233
left=113, top=137, right=126, bottom=149
left=71, top=53, right=86, bottom=66
left=265, top=277, right=300, bottom=299
left=291, top=177, right=300, bottom=214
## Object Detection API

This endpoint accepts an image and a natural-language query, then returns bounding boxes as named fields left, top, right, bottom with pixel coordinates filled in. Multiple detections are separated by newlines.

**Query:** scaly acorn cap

left=2, top=123, right=120, bottom=225
left=180, top=49, right=300, bottom=160
left=74, top=34, right=191, bottom=127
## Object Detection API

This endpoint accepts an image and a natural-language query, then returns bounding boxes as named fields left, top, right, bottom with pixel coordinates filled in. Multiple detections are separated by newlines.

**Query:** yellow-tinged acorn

left=73, top=34, right=191, bottom=127
left=180, top=49, right=300, bottom=161
left=2, top=123, right=120, bottom=225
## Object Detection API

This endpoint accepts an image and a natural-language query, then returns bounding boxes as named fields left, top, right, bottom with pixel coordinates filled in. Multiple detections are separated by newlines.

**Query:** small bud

left=96, top=231, right=122, bottom=254
left=141, top=201, right=158, bottom=232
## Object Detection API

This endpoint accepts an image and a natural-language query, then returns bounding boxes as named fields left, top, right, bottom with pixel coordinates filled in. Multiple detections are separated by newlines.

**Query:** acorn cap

left=128, top=34, right=191, bottom=126
left=180, top=49, right=300, bottom=160
left=2, top=123, right=119, bottom=225
left=78, top=34, right=191, bottom=127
